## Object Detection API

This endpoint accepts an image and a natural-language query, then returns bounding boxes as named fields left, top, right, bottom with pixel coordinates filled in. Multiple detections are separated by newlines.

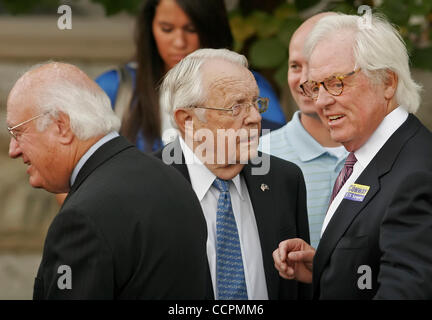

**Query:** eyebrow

left=310, top=71, right=344, bottom=82
left=157, top=21, right=194, bottom=28
left=230, top=93, right=259, bottom=105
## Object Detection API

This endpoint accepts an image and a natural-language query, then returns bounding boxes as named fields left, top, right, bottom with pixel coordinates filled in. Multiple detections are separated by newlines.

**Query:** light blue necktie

left=213, top=178, right=248, bottom=300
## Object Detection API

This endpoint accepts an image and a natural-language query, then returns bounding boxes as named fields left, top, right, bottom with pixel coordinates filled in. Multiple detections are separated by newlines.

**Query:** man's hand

left=272, top=238, right=315, bottom=283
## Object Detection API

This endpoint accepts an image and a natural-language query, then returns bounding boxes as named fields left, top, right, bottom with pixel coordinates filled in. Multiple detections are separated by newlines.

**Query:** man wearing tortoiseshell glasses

left=260, top=12, right=348, bottom=250
left=273, top=13, right=432, bottom=299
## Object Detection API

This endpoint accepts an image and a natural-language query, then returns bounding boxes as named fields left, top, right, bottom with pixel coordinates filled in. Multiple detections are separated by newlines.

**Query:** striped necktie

left=329, top=152, right=357, bottom=205
left=213, top=178, right=248, bottom=300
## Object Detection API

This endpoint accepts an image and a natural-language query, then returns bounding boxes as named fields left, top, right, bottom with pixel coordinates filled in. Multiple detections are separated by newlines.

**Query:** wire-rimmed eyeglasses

left=192, top=97, right=269, bottom=117
left=7, top=111, right=49, bottom=140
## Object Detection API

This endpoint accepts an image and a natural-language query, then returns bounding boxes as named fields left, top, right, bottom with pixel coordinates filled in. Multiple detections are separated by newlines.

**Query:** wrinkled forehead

left=6, top=97, right=35, bottom=126
left=202, top=59, right=259, bottom=100
left=7, top=77, right=36, bottom=121
left=308, top=33, right=356, bottom=80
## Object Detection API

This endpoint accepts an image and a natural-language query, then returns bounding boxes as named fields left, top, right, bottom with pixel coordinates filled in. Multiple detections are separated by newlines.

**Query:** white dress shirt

left=321, top=106, right=409, bottom=236
left=179, top=137, right=269, bottom=300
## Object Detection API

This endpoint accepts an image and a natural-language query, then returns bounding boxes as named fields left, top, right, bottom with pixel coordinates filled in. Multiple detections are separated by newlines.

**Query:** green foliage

left=229, top=0, right=432, bottom=88
left=249, top=38, right=287, bottom=68
left=412, top=47, right=432, bottom=69
left=380, top=0, right=411, bottom=25
left=294, top=0, right=320, bottom=11
left=2, top=0, right=432, bottom=86
left=274, top=60, right=288, bottom=88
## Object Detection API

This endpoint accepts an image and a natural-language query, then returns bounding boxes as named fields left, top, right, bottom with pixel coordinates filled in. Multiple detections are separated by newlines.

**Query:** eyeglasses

left=7, top=111, right=49, bottom=140
left=193, top=97, right=269, bottom=117
left=300, top=68, right=361, bottom=100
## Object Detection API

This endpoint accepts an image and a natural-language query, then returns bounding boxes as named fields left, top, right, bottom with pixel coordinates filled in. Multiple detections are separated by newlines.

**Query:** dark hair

left=121, top=0, right=233, bottom=150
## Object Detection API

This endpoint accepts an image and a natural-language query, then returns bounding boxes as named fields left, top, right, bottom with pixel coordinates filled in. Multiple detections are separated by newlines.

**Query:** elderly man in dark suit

left=273, top=13, right=432, bottom=299
left=6, top=62, right=208, bottom=299
left=155, top=48, right=311, bottom=300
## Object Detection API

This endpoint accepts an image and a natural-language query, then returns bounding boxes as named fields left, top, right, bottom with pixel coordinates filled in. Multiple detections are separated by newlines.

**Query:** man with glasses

left=260, top=13, right=348, bottom=250
left=273, top=13, right=432, bottom=299
left=7, top=62, right=209, bottom=299
left=155, top=48, right=311, bottom=299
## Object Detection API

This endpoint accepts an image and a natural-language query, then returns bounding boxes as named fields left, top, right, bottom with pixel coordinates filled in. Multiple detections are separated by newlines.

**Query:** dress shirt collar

left=285, top=111, right=332, bottom=161
left=354, top=106, right=409, bottom=168
left=70, top=131, right=119, bottom=187
left=179, top=136, right=243, bottom=201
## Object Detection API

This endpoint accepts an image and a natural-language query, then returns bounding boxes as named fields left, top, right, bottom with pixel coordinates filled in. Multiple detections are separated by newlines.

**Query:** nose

left=172, top=30, right=187, bottom=49
left=300, top=67, right=308, bottom=86
left=244, top=105, right=262, bottom=126
left=9, top=138, right=22, bottom=159
left=315, top=85, right=336, bottom=110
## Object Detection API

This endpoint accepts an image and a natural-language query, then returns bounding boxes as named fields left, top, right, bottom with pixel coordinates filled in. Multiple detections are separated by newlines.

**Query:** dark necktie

left=329, top=152, right=357, bottom=205
left=213, top=178, right=248, bottom=300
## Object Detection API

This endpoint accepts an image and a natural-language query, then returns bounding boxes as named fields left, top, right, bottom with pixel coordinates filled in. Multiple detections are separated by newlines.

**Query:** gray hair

left=304, top=13, right=422, bottom=113
left=32, top=63, right=120, bottom=140
left=159, top=48, right=248, bottom=128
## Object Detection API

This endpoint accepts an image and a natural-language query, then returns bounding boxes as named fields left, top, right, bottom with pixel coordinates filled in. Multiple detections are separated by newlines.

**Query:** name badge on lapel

left=344, top=183, right=370, bottom=202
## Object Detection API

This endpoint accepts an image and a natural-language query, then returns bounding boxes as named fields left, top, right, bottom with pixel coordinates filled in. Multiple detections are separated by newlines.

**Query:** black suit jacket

left=34, top=136, right=208, bottom=299
left=154, top=139, right=311, bottom=299
left=314, top=114, right=432, bottom=299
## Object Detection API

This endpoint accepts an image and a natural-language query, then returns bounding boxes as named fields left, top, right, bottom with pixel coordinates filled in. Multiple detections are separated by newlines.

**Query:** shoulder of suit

left=253, top=151, right=303, bottom=179
left=259, top=151, right=301, bottom=169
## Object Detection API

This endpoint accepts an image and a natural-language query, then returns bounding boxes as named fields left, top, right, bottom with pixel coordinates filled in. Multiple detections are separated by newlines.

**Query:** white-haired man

left=7, top=62, right=208, bottom=299
left=273, top=13, right=432, bottom=299
left=261, top=12, right=348, bottom=249
left=155, top=48, right=311, bottom=300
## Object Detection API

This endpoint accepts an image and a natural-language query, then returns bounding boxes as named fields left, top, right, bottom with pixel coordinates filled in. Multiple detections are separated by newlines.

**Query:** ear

left=384, top=70, right=398, bottom=100
left=54, top=112, right=74, bottom=145
left=174, top=108, right=193, bottom=138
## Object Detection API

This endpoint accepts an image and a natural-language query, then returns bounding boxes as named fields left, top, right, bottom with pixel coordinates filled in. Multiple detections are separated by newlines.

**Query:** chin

left=330, top=131, right=353, bottom=148
left=242, top=145, right=258, bottom=162
left=29, top=176, right=57, bottom=193
left=29, top=178, right=44, bottom=190
left=215, top=163, right=245, bottom=180
left=236, top=139, right=258, bottom=162
left=329, top=133, right=344, bottom=145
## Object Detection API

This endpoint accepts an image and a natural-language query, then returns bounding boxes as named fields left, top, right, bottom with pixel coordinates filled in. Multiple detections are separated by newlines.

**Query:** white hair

left=159, top=48, right=248, bottom=128
left=304, top=13, right=422, bottom=113
left=33, top=65, right=120, bottom=140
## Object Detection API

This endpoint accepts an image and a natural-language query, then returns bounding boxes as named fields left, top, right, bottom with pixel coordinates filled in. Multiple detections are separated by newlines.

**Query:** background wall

left=0, top=1, right=135, bottom=299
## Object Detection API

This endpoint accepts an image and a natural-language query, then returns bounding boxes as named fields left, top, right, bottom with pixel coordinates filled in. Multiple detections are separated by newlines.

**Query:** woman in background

left=96, top=0, right=286, bottom=152
left=56, top=0, right=286, bottom=205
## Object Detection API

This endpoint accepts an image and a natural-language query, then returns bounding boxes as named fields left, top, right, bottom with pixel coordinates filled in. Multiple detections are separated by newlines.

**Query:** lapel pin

left=260, top=184, right=269, bottom=192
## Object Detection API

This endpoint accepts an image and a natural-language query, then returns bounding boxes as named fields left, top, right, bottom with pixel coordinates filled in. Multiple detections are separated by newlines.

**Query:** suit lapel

left=158, top=138, right=191, bottom=183
left=170, top=140, right=191, bottom=183
left=242, top=162, right=278, bottom=299
left=312, top=114, right=422, bottom=296
left=64, top=136, right=134, bottom=204
left=313, top=166, right=380, bottom=295
left=158, top=139, right=218, bottom=297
